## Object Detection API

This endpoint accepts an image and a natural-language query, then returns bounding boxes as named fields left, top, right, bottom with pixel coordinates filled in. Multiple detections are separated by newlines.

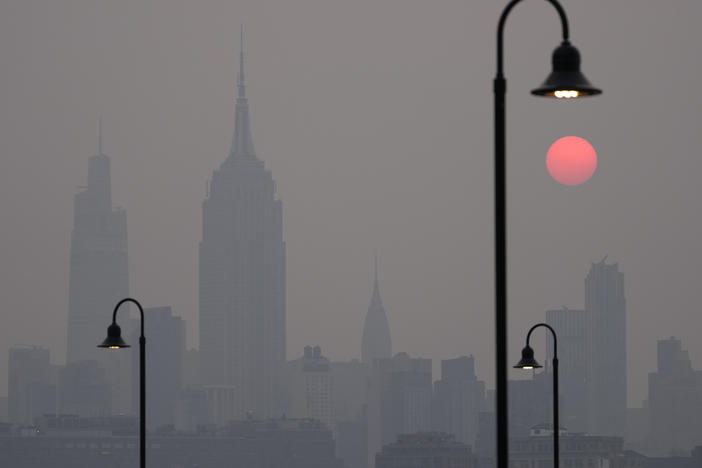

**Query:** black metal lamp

left=532, top=41, right=602, bottom=98
left=514, top=344, right=543, bottom=370
left=98, top=297, right=146, bottom=468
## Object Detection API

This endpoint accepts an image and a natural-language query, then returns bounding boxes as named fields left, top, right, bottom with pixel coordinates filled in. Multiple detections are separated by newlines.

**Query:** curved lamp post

left=514, top=323, right=559, bottom=468
left=98, top=297, right=145, bottom=468
left=492, top=2, right=600, bottom=467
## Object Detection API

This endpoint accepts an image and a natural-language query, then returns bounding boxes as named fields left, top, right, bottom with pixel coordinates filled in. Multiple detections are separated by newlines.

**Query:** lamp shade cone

left=532, top=41, right=602, bottom=98
left=98, top=322, right=131, bottom=349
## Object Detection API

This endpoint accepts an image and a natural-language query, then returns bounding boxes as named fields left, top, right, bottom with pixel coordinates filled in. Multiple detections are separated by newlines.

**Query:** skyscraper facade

left=585, top=258, right=626, bottom=436
left=433, top=356, right=486, bottom=447
left=648, top=337, right=702, bottom=455
left=8, top=346, right=54, bottom=425
left=66, top=131, right=129, bottom=366
left=66, top=127, right=131, bottom=414
left=367, top=353, right=432, bottom=468
left=545, top=307, right=588, bottom=432
left=361, top=259, right=391, bottom=367
left=199, top=39, right=285, bottom=420
left=285, top=346, right=334, bottom=430
left=131, top=306, right=185, bottom=429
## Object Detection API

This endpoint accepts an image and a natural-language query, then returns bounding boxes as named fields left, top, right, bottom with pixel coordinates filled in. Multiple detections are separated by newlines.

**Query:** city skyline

left=1, top=0, right=702, bottom=412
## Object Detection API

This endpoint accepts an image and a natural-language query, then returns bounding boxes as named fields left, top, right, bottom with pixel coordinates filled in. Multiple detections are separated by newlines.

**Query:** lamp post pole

left=493, top=1, right=600, bottom=466
left=98, top=297, right=146, bottom=468
left=514, top=323, right=559, bottom=468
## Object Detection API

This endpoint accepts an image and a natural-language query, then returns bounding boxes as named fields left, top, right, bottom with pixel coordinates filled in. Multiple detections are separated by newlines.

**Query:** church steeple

left=362, top=255, right=392, bottom=366
left=229, top=27, right=256, bottom=158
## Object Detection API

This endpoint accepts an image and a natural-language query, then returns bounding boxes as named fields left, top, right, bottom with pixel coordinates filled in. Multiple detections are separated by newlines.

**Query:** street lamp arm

left=525, top=322, right=558, bottom=359
left=497, top=0, right=570, bottom=76
left=111, top=297, right=145, bottom=338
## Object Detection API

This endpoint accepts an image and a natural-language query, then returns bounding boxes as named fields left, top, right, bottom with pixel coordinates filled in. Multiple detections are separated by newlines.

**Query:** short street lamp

left=514, top=323, right=560, bottom=468
left=98, top=297, right=146, bottom=468
left=492, top=1, right=600, bottom=467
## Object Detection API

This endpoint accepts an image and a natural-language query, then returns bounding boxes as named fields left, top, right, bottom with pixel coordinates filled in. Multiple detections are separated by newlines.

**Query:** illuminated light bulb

left=554, top=90, right=579, bottom=99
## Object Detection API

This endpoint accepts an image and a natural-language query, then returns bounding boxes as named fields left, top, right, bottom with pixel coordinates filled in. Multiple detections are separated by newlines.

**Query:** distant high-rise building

left=8, top=346, right=54, bottom=425
left=131, top=306, right=184, bottom=429
left=367, top=353, right=432, bottom=468
left=585, top=257, right=626, bottom=436
left=198, top=36, right=285, bottom=420
left=545, top=307, right=588, bottom=432
left=331, top=358, right=368, bottom=426
left=285, top=346, right=334, bottom=429
left=508, top=375, right=551, bottom=437
left=65, top=123, right=131, bottom=413
left=362, top=258, right=391, bottom=366
left=433, top=356, right=486, bottom=447
left=332, top=358, right=369, bottom=468
left=58, top=360, right=111, bottom=417
left=66, top=124, right=129, bottom=365
left=648, top=337, right=702, bottom=456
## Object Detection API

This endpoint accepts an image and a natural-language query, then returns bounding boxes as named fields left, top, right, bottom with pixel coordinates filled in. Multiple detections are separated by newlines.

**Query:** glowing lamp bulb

left=109, top=346, right=121, bottom=349
left=522, top=366, right=534, bottom=370
left=546, top=136, right=597, bottom=186
left=554, top=90, right=579, bottom=99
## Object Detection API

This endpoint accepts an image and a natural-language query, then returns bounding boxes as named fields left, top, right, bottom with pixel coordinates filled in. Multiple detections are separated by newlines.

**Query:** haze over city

left=1, top=1, right=702, bottom=466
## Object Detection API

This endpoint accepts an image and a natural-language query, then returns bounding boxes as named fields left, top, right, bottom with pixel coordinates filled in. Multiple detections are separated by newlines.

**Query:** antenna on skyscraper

left=374, top=249, right=379, bottom=285
left=98, top=115, right=103, bottom=155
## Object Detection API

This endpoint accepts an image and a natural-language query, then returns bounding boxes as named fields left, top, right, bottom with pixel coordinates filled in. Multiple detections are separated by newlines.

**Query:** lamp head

left=514, top=345, right=542, bottom=370
left=531, top=41, right=602, bottom=98
left=98, top=322, right=130, bottom=349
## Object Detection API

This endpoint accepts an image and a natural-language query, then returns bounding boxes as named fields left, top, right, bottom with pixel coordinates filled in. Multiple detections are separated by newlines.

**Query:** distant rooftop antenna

left=98, top=115, right=103, bottom=155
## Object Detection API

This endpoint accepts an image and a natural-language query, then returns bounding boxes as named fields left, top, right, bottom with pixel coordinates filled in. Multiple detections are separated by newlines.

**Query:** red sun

left=546, top=136, right=597, bottom=185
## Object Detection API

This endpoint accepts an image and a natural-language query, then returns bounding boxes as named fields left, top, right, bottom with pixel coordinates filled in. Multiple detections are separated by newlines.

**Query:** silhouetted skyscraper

left=8, top=346, right=54, bottom=425
left=66, top=124, right=128, bottom=366
left=362, top=258, right=391, bottom=366
left=66, top=123, right=131, bottom=413
left=285, top=346, right=334, bottom=429
left=433, top=356, right=486, bottom=447
left=199, top=36, right=285, bottom=420
left=58, top=360, right=112, bottom=417
left=585, top=257, right=626, bottom=436
left=131, top=306, right=184, bottom=429
left=546, top=307, right=588, bottom=432
left=367, top=353, right=432, bottom=468
left=648, top=336, right=702, bottom=455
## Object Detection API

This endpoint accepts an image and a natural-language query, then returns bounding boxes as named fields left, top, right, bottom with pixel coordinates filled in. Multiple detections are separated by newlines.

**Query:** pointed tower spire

left=229, top=26, right=256, bottom=158
left=98, top=115, right=103, bottom=155
left=238, top=24, right=246, bottom=98
left=362, top=254, right=392, bottom=365
left=374, top=250, right=379, bottom=287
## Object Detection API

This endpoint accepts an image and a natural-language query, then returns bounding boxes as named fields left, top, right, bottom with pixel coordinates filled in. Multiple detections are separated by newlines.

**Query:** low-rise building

left=375, top=432, right=473, bottom=468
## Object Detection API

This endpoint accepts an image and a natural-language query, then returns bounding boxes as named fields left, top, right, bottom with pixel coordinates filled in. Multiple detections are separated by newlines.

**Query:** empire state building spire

left=230, top=28, right=255, bottom=158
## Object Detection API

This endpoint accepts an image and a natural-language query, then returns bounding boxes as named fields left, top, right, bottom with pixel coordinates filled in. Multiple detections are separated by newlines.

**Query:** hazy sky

left=1, top=0, right=701, bottom=406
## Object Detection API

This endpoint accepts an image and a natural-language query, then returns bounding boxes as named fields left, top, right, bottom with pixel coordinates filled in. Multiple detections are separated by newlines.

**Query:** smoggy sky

left=1, top=0, right=701, bottom=406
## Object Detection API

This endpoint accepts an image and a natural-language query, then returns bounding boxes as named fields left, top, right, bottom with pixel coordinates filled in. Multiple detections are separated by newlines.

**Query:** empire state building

left=199, top=38, right=286, bottom=419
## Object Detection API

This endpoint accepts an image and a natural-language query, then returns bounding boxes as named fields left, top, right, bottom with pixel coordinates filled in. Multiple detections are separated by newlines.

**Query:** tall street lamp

left=98, top=297, right=146, bottom=468
left=514, top=323, right=560, bottom=468
left=492, top=1, right=601, bottom=467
